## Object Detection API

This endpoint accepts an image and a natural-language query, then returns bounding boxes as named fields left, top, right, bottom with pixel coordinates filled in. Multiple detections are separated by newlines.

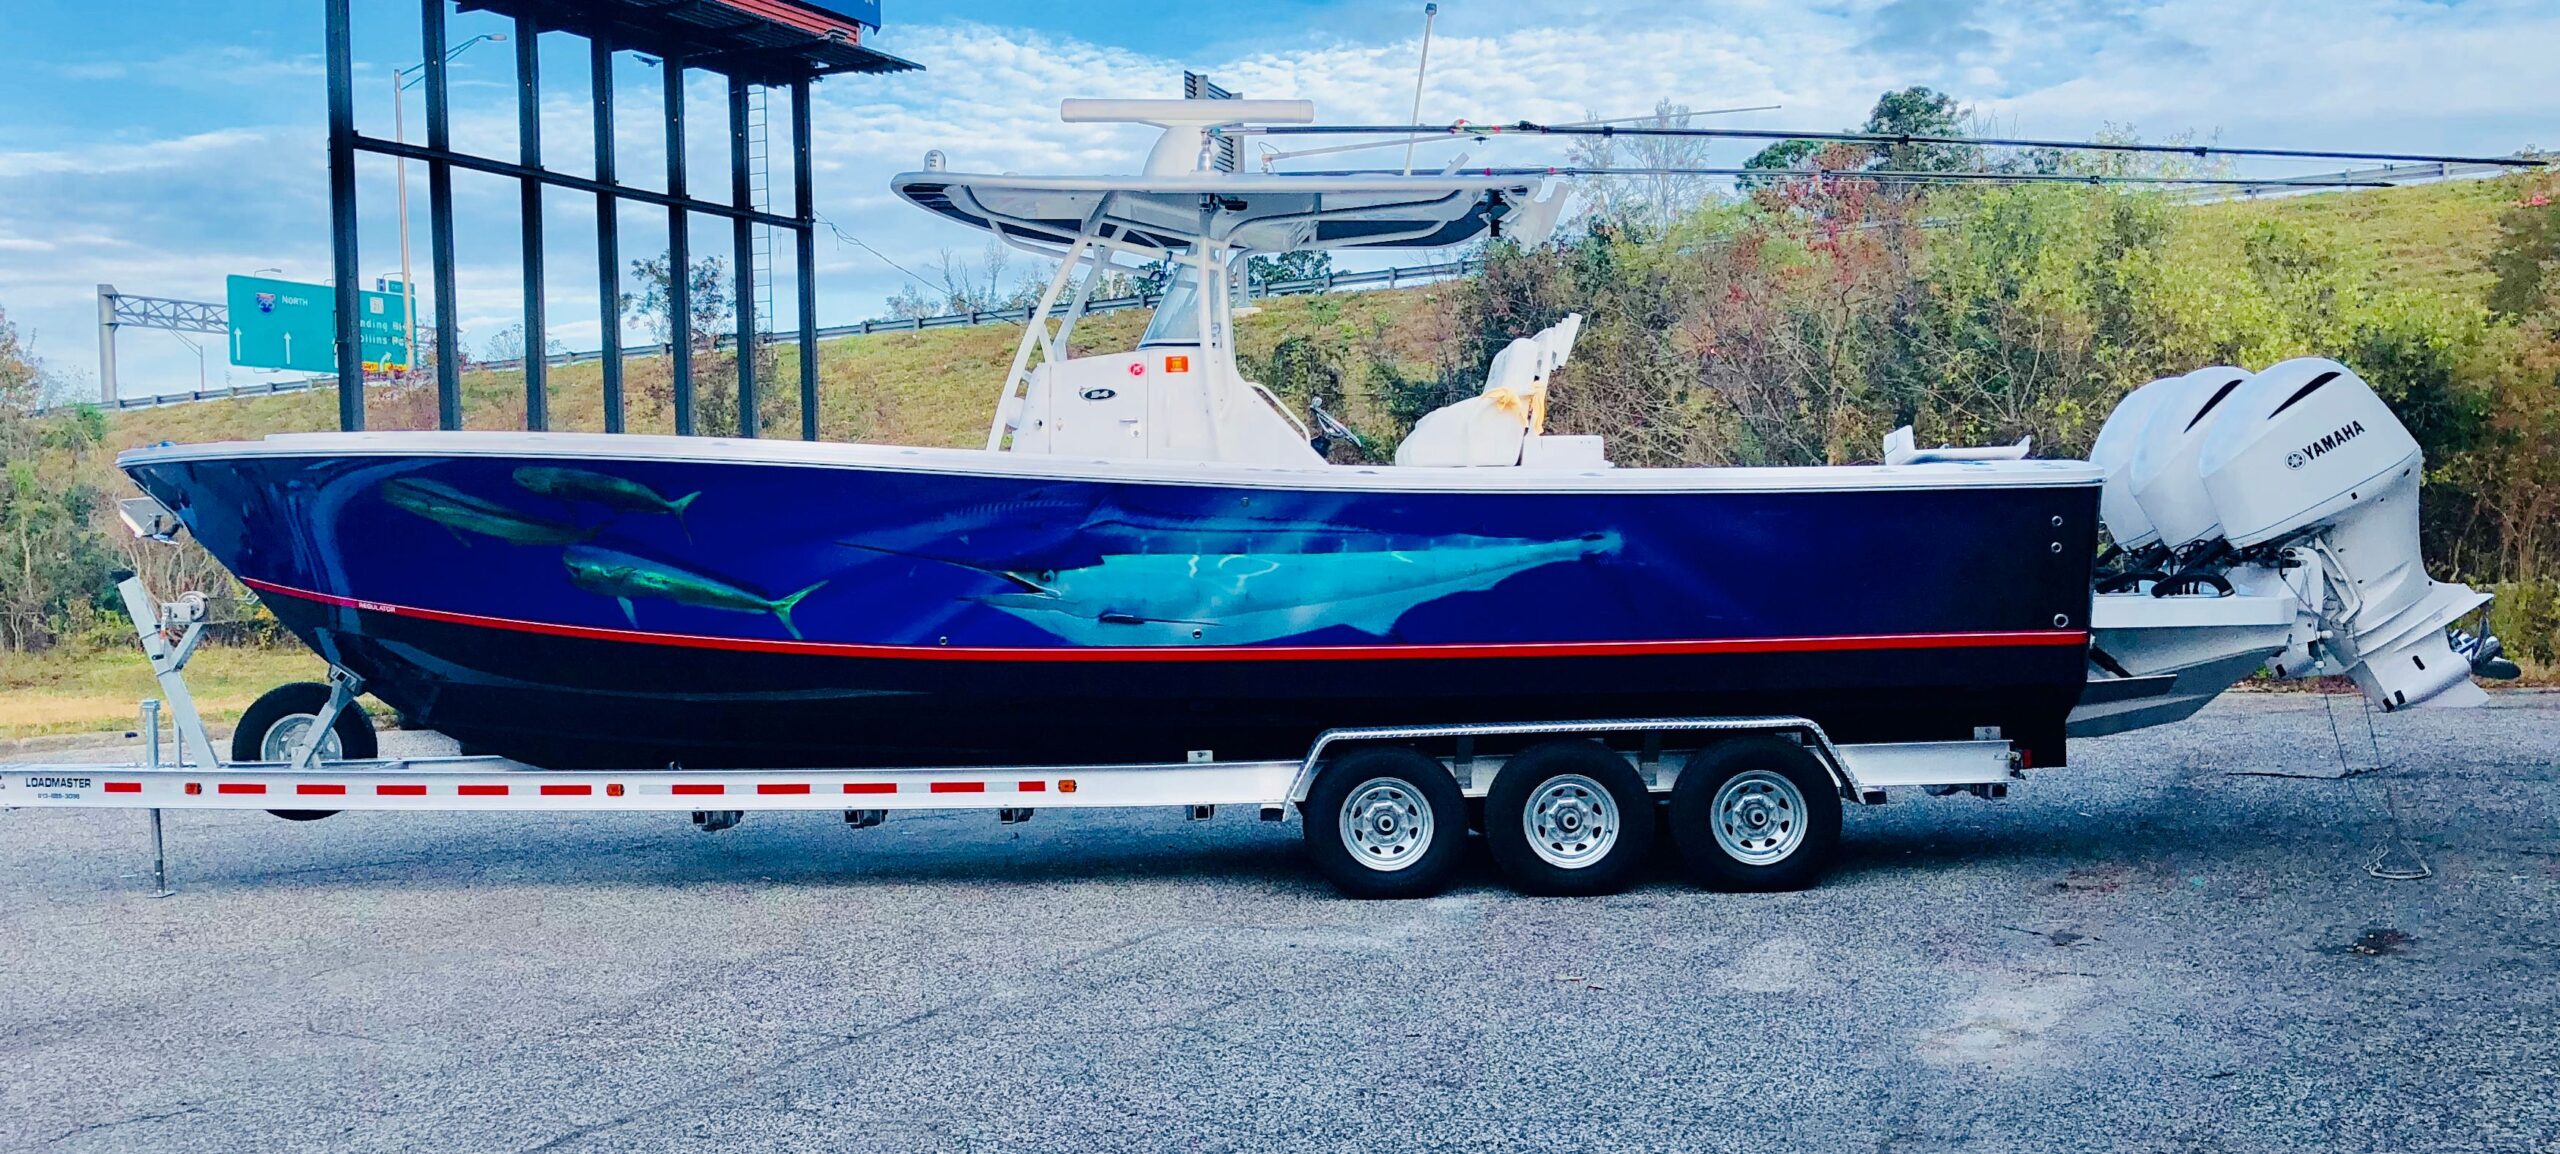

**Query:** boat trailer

left=7, top=574, right=2038, bottom=899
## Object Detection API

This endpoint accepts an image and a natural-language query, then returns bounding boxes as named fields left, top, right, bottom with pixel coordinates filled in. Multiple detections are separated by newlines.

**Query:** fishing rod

left=1298, top=165, right=2401, bottom=189
left=1228, top=121, right=2547, bottom=170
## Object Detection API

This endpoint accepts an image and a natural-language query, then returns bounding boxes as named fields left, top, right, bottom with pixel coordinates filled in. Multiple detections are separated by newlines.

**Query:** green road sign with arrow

left=226, top=274, right=408, bottom=374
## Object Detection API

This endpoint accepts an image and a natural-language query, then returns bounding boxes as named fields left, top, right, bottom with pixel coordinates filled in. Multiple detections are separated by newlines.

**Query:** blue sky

left=1, top=0, right=2552, bottom=400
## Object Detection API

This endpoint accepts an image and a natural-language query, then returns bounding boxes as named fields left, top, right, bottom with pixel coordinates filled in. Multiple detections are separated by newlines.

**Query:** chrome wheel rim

left=1339, top=778, right=1434, bottom=872
left=1522, top=773, right=1620, bottom=869
left=259, top=714, right=341, bottom=764
left=1711, top=769, right=1806, bottom=866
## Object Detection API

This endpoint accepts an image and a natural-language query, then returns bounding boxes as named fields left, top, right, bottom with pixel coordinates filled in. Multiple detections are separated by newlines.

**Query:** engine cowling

left=2089, top=374, right=2184, bottom=551
left=2195, top=357, right=2421, bottom=549
left=2125, top=366, right=2252, bottom=555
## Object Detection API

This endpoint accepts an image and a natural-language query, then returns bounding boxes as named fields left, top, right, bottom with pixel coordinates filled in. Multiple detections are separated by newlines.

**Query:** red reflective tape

left=757, top=783, right=812, bottom=795
left=217, top=782, right=266, bottom=795
left=540, top=784, right=592, bottom=797
left=1017, top=780, right=1047, bottom=792
left=929, top=781, right=985, bottom=794
left=104, top=782, right=142, bottom=794
left=457, top=784, right=509, bottom=797
left=673, top=784, right=724, bottom=796
left=297, top=783, right=347, bottom=796
left=843, top=782, right=895, bottom=794
left=376, top=784, right=427, bottom=796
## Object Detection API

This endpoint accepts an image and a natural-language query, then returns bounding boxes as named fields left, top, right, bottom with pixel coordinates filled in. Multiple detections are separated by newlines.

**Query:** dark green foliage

left=1436, top=169, right=2560, bottom=584
left=1248, top=250, right=1335, bottom=288
left=2488, top=180, right=2558, bottom=318
left=1, top=311, right=120, bottom=651
left=1743, top=86, right=1976, bottom=176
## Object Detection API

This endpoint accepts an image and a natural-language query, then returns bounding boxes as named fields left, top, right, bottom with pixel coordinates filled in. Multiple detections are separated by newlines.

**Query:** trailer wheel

left=1302, top=747, right=1466, bottom=899
left=234, top=682, right=376, bottom=822
left=1668, top=737, right=1840, bottom=892
left=1484, top=740, right=1654, bottom=896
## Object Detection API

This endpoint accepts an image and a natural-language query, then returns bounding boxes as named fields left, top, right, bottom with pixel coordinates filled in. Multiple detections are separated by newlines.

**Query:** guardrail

left=64, top=258, right=1479, bottom=414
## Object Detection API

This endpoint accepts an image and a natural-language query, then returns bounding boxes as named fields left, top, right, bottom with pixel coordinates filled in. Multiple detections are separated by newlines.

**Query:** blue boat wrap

left=124, top=447, right=2099, bottom=769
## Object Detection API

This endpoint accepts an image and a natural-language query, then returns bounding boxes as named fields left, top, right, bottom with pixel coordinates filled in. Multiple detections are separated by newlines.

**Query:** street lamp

left=391, top=31, right=506, bottom=383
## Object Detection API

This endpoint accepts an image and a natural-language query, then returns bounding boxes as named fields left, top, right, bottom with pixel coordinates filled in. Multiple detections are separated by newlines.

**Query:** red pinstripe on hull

left=240, top=576, right=2087, bottom=663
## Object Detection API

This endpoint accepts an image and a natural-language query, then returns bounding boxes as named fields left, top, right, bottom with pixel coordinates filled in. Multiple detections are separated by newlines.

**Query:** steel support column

left=423, top=0, right=461, bottom=429
left=324, top=0, right=363, bottom=431
left=95, top=285, right=118, bottom=405
left=515, top=14, right=548, bottom=431
left=665, top=58, right=693, bottom=434
left=592, top=40, right=623, bottom=433
left=729, top=75, right=758, bottom=437
left=792, top=79, right=818, bottom=441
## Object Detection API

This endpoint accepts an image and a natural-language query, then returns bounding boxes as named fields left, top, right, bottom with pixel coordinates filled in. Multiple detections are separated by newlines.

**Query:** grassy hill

left=97, top=176, right=2524, bottom=458
left=101, top=281, right=1465, bottom=455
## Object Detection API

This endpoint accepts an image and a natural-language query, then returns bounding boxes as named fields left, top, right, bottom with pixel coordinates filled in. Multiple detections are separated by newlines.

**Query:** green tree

left=1247, top=250, right=1334, bottom=288
left=624, top=250, right=735, bottom=352
left=1744, top=86, right=1976, bottom=177
left=0, top=310, right=117, bottom=651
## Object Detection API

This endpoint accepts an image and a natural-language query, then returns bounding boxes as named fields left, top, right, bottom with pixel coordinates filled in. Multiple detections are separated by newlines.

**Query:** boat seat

left=1521, top=435, right=1610, bottom=469
left=1395, top=314, right=1594, bottom=467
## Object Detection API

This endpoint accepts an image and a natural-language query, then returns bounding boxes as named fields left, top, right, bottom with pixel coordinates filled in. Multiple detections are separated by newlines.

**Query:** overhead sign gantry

left=321, top=0, right=918, bottom=436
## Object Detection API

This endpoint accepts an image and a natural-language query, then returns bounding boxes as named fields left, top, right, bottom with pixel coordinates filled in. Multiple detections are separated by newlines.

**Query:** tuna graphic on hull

left=971, top=532, right=1620, bottom=645
left=562, top=545, right=825, bottom=639
left=513, top=467, right=700, bottom=539
left=381, top=476, right=595, bottom=545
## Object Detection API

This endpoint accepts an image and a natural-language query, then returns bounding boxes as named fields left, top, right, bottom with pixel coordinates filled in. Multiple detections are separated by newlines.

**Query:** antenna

left=1403, top=3, right=1439, bottom=176
left=1184, top=71, right=1243, bottom=173
left=1061, top=98, right=1316, bottom=175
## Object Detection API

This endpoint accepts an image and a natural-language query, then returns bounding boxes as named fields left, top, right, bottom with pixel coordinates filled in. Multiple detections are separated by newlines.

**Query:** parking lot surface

left=3, top=691, right=2556, bottom=1153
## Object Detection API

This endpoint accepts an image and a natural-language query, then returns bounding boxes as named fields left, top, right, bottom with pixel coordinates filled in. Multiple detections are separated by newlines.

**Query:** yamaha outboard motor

left=2090, top=356, right=2500, bottom=711
left=2195, top=357, right=2489, bottom=708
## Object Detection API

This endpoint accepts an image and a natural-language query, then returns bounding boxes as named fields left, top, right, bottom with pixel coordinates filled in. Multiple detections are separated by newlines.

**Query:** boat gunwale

left=120, top=431, right=2105, bottom=496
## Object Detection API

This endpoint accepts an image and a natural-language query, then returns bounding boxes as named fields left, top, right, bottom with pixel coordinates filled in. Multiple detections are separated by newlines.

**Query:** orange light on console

left=1164, top=355, right=1190, bottom=373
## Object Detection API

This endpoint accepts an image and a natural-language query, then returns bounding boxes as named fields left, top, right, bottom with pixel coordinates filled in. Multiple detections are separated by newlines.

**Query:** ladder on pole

left=746, top=84, right=778, bottom=349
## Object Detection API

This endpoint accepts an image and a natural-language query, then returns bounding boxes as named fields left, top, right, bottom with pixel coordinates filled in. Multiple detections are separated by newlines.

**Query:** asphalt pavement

left=2, top=691, right=2555, bottom=1153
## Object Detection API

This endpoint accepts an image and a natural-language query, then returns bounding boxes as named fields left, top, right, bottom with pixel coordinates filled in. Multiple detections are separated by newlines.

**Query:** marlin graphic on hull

left=963, top=533, right=1619, bottom=646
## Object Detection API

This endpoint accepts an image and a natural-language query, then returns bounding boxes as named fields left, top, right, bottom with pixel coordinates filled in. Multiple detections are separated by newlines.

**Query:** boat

left=123, top=97, right=2471, bottom=774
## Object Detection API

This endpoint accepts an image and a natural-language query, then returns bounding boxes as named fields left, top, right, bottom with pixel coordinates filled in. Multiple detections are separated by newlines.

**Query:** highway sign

left=356, top=287, right=410, bottom=374
left=226, top=276, right=332, bottom=373
left=226, top=275, right=409, bottom=374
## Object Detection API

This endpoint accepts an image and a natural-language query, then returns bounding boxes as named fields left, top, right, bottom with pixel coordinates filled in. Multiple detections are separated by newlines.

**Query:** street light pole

left=394, top=32, right=505, bottom=387
left=393, top=66, right=413, bottom=382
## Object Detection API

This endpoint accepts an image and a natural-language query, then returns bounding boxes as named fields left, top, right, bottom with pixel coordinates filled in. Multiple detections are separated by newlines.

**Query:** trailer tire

left=1484, top=740, right=1653, bottom=896
left=1669, top=737, right=1840, bottom=892
left=1302, top=747, right=1466, bottom=900
left=234, top=682, right=376, bottom=822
